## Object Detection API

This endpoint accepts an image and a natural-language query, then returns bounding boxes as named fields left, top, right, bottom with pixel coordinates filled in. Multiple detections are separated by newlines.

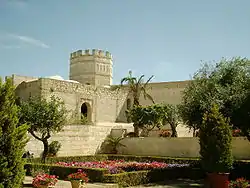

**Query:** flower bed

left=55, top=160, right=189, bottom=174
left=26, top=154, right=200, bottom=166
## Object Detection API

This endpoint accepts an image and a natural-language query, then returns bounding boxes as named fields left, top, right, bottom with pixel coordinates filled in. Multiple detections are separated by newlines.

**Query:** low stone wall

left=118, top=137, right=250, bottom=160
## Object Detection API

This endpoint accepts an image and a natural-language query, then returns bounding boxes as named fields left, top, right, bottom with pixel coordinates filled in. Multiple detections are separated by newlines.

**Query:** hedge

left=104, top=171, right=149, bottom=187
left=103, top=167, right=205, bottom=186
left=24, top=163, right=108, bottom=182
left=25, top=155, right=250, bottom=183
left=27, top=154, right=200, bottom=166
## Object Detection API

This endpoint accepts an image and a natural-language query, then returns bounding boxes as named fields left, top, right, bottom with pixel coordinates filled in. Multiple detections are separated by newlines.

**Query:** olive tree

left=179, top=57, right=250, bottom=139
left=128, top=104, right=180, bottom=137
left=19, top=96, right=67, bottom=163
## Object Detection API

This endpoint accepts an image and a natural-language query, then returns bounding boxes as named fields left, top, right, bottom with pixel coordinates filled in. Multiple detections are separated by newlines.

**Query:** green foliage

left=120, top=71, right=154, bottom=106
left=24, top=162, right=203, bottom=186
left=104, top=171, right=149, bottom=187
left=199, top=104, right=233, bottom=173
left=0, top=78, right=29, bottom=188
left=179, top=57, right=250, bottom=137
left=103, top=167, right=203, bottom=186
left=129, top=105, right=163, bottom=133
left=27, top=154, right=200, bottom=166
left=80, top=114, right=89, bottom=125
left=19, top=95, right=67, bottom=163
left=128, top=104, right=180, bottom=137
left=105, top=135, right=125, bottom=154
left=24, top=163, right=108, bottom=182
left=161, top=104, right=180, bottom=137
left=67, top=112, right=89, bottom=125
left=48, top=141, right=61, bottom=157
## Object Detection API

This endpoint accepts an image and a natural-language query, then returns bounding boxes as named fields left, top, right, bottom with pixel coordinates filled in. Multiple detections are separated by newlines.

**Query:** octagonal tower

left=69, top=49, right=113, bottom=86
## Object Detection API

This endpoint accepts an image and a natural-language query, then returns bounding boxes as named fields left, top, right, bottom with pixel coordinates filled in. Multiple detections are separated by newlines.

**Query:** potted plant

left=199, top=104, right=233, bottom=188
left=67, top=169, right=89, bottom=188
left=32, top=173, right=58, bottom=188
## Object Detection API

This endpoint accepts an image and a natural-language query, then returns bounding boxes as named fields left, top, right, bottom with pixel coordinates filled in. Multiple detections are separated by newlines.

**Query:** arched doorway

left=80, top=102, right=91, bottom=123
left=81, top=103, right=88, bottom=117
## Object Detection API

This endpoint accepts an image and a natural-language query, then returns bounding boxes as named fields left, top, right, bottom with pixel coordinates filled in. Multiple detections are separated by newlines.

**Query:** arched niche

left=80, top=102, right=92, bottom=123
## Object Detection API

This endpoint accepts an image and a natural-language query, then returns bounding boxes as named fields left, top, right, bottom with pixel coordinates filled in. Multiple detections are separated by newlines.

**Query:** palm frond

left=144, top=75, right=154, bottom=88
left=144, top=92, right=155, bottom=104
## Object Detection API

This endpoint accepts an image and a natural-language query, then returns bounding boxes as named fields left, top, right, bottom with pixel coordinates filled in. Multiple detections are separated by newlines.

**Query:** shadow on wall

left=95, top=128, right=128, bottom=154
left=115, top=96, right=131, bottom=123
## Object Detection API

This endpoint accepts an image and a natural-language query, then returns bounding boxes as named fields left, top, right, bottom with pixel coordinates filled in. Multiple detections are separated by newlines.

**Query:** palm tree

left=120, top=71, right=155, bottom=136
left=120, top=70, right=155, bottom=106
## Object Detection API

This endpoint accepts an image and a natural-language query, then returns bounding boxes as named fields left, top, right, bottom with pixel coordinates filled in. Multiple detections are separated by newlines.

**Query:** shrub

left=159, top=130, right=171, bottom=137
left=48, top=141, right=61, bottom=157
left=104, top=171, right=149, bottom=187
left=80, top=114, right=89, bottom=125
left=105, top=135, right=125, bottom=154
left=229, top=178, right=249, bottom=188
left=199, top=103, right=233, bottom=173
left=24, top=163, right=108, bottom=182
left=103, top=167, right=205, bottom=186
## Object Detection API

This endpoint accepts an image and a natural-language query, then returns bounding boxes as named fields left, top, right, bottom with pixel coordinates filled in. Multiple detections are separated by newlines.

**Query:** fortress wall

left=10, top=74, right=38, bottom=86
left=40, top=78, right=95, bottom=120
left=15, top=79, right=42, bottom=101
left=95, top=88, right=128, bottom=122
left=38, top=78, right=128, bottom=123
left=139, top=80, right=190, bottom=106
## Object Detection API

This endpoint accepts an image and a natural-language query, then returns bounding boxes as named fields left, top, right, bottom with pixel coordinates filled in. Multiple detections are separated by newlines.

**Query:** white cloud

left=8, top=34, right=50, bottom=48
left=0, top=33, right=50, bottom=49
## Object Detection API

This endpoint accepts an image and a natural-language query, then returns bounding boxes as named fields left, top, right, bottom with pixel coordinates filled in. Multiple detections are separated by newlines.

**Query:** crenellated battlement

left=70, top=49, right=112, bottom=59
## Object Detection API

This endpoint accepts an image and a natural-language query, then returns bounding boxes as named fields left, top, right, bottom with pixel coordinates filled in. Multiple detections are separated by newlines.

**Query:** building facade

left=10, top=49, right=190, bottom=124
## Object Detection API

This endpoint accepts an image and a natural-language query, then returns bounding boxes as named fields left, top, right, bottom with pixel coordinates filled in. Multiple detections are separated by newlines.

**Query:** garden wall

left=118, top=137, right=250, bottom=160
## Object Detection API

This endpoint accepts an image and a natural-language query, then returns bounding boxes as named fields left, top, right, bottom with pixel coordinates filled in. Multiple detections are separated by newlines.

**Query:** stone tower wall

left=69, top=49, right=113, bottom=86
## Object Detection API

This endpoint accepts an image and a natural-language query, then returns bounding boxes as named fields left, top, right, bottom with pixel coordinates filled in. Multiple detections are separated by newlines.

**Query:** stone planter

left=70, top=180, right=86, bottom=188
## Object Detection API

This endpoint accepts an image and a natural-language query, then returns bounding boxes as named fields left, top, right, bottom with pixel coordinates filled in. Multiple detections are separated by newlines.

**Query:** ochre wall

left=26, top=123, right=134, bottom=157
left=118, top=137, right=250, bottom=160
left=139, top=80, right=191, bottom=106
left=39, top=78, right=129, bottom=123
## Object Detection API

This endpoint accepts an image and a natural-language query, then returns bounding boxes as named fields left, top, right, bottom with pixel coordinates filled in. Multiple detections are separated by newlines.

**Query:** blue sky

left=0, top=0, right=250, bottom=84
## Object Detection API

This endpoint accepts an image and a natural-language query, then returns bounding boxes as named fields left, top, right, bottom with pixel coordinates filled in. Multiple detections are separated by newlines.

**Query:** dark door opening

left=81, top=103, right=88, bottom=118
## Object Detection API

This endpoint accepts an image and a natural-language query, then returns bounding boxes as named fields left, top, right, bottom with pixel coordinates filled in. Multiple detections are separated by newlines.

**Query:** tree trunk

left=170, top=123, right=178, bottom=137
left=133, top=124, right=140, bottom=137
left=41, top=139, right=49, bottom=163
left=133, top=97, right=140, bottom=106
left=193, top=128, right=196, bottom=137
